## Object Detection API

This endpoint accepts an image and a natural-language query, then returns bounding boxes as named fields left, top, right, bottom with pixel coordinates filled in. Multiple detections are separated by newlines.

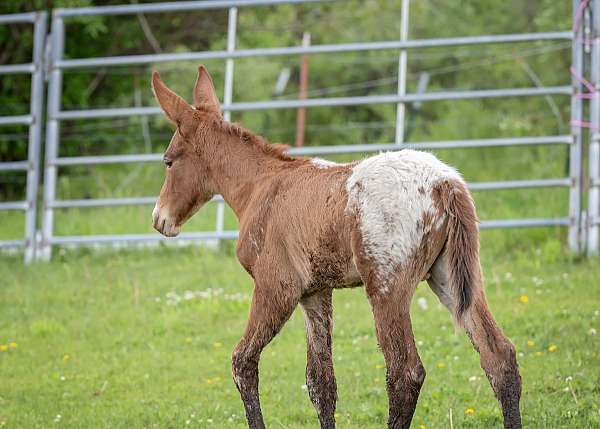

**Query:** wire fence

left=0, top=0, right=598, bottom=262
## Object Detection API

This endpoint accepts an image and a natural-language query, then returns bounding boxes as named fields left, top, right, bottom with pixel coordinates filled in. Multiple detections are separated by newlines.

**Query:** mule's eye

left=164, top=158, right=173, bottom=168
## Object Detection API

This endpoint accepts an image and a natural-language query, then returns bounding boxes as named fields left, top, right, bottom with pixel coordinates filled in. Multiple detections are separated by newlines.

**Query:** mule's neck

left=204, top=129, right=292, bottom=219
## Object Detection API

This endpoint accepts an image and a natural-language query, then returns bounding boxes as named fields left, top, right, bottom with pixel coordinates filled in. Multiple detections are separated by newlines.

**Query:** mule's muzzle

left=152, top=204, right=181, bottom=237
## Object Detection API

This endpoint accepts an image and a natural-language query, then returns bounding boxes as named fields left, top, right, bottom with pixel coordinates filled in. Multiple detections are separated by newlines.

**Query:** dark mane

left=195, top=107, right=299, bottom=163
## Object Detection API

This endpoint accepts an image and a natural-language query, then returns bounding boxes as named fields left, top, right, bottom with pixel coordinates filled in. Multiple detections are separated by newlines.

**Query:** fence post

left=394, top=0, right=410, bottom=145
left=23, top=12, right=47, bottom=263
left=216, top=6, right=238, bottom=245
left=40, top=14, right=64, bottom=261
left=588, top=0, right=600, bottom=254
left=569, top=0, right=585, bottom=253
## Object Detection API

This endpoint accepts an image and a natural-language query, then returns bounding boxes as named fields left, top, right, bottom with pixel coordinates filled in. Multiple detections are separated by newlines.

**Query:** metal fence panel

left=0, top=12, right=47, bottom=262
left=34, top=0, right=586, bottom=259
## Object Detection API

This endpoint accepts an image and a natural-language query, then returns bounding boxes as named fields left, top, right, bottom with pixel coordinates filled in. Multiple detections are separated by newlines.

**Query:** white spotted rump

left=346, top=150, right=461, bottom=284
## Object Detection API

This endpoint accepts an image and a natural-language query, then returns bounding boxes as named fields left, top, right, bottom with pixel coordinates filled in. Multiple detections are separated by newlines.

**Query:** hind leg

left=428, top=252, right=522, bottom=429
left=365, top=277, right=425, bottom=429
left=300, top=289, right=337, bottom=429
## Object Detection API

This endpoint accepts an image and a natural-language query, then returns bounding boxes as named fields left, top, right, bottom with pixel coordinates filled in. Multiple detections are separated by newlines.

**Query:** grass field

left=1, top=239, right=599, bottom=428
left=0, top=121, right=595, bottom=427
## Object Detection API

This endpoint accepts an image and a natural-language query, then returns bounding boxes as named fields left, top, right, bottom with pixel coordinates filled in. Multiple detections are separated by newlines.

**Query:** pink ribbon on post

left=570, top=66, right=598, bottom=130
left=571, top=119, right=600, bottom=131
left=573, top=0, right=590, bottom=33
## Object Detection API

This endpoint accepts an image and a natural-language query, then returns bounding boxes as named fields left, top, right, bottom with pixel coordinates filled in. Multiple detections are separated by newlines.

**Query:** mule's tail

left=436, top=179, right=482, bottom=325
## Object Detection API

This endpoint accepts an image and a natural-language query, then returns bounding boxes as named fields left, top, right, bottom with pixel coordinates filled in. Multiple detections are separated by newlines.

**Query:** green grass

left=1, top=243, right=599, bottom=428
left=0, top=127, right=592, bottom=427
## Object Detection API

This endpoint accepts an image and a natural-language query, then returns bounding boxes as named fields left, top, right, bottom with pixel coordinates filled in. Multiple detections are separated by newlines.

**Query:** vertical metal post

left=588, top=0, right=600, bottom=254
left=23, top=12, right=47, bottom=263
left=40, top=14, right=64, bottom=261
left=216, top=7, right=238, bottom=242
left=394, top=0, right=410, bottom=145
left=569, top=0, right=585, bottom=253
left=295, top=32, right=310, bottom=148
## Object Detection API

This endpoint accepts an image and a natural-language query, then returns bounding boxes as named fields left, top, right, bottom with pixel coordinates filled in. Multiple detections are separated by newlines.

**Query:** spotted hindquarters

left=345, top=149, right=460, bottom=292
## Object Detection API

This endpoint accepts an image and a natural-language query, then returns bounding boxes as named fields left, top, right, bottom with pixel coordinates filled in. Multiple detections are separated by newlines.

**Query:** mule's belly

left=336, top=262, right=362, bottom=289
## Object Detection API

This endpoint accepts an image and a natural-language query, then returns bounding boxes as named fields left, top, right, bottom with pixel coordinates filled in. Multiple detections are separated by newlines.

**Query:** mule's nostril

left=161, top=218, right=166, bottom=232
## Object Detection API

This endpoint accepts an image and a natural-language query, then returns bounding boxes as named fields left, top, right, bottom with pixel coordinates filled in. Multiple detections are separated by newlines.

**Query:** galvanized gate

left=0, top=0, right=599, bottom=261
left=0, top=12, right=46, bottom=263
left=36, top=0, right=583, bottom=260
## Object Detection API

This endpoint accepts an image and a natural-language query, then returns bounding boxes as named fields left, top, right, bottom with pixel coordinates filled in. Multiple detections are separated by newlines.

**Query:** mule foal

left=149, top=66, right=522, bottom=429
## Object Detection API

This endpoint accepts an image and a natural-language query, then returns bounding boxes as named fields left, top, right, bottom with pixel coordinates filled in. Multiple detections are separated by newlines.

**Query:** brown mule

left=151, top=65, right=522, bottom=429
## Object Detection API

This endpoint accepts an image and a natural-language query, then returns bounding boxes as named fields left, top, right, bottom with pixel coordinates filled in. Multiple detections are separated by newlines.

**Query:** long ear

left=152, top=71, right=192, bottom=125
left=193, top=65, right=221, bottom=115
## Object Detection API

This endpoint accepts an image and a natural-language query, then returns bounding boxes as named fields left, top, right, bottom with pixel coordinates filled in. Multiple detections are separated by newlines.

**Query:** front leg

left=301, top=289, right=337, bottom=429
left=232, top=275, right=301, bottom=429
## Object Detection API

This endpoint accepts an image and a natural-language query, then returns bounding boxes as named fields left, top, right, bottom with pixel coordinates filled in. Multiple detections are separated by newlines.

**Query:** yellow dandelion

left=63, top=353, right=70, bottom=361
left=213, top=342, right=223, bottom=348
left=419, top=425, right=426, bottom=429
left=8, top=342, right=17, bottom=349
left=465, top=408, right=475, bottom=415
left=185, top=337, right=193, bottom=343
left=519, top=295, right=529, bottom=303
left=436, top=362, right=446, bottom=368
left=334, top=413, right=341, bottom=419
left=526, top=340, right=535, bottom=347
left=0, top=345, right=7, bottom=352
left=206, top=378, right=213, bottom=384
left=375, top=364, right=385, bottom=369
left=374, top=378, right=380, bottom=383
left=535, top=351, right=544, bottom=357
left=548, top=344, right=557, bottom=353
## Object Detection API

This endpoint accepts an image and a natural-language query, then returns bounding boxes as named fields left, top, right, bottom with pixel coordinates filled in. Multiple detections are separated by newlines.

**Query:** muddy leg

left=464, top=301, right=522, bottom=428
left=300, top=289, right=337, bottom=429
left=367, top=283, right=425, bottom=429
left=232, top=281, right=300, bottom=429
left=428, top=252, right=522, bottom=429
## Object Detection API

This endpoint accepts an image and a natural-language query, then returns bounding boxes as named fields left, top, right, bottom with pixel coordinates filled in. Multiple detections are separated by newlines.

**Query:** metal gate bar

left=45, top=178, right=571, bottom=209
left=44, top=217, right=572, bottom=248
left=0, top=12, right=47, bottom=263
left=55, top=32, right=572, bottom=70
left=53, top=86, right=571, bottom=120
left=55, top=0, right=328, bottom=17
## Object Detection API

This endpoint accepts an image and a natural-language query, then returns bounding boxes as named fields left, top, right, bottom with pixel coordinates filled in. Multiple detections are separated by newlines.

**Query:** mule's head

left=151, top=66, right=222, bottom=237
